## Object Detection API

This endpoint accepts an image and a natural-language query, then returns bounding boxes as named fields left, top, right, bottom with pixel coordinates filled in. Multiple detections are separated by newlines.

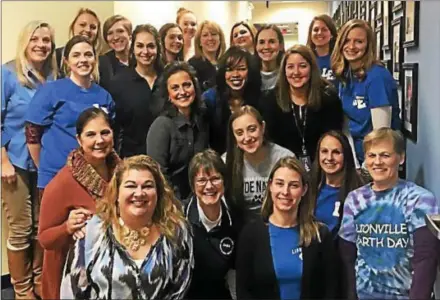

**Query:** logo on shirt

left=321, top=68, right=335, bottom=81
left=292, top=247, right=303, bottom=260
left=93, top=104, right=109, bottom=114
left=352, top=96, right=367, bottom=109
left=219, top=237, right=234, bottom=256
left=332, top=201, right=341, bottom=217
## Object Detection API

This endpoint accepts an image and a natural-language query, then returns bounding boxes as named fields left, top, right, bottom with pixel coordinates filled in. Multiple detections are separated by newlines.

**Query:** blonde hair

left=331, top=19, right=381, bottom=83
left=15, top=20, right=58, bottom=88
left=96, top=155, right=187, bottom=244
left=276, top=44, right=324, bottom=112
left=194, top=20, right=226, bottom=60
left=363, top=128, right=405, bottom=156
left=261, top=156, right=321, bottom=246
left=176, top=7, right=195, bottom=25
left=68, top=8, right=103, bottom=55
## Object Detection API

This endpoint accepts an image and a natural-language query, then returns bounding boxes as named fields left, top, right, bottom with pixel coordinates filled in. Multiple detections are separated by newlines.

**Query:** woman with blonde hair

left=99, top=14, right=132, bottom=90
left=230, top=21, right=257, bottom=55
left=306, top=14, right=338, bottom=85
left=236, top=156, right=337, bottom=299
left=176, top=7, right=197, bottom=61
left=189, top=20, right=226, bottom=92
left=60, top=155, right=194, bottom=299
left=260, top=45, right=343, bottom=171
left=55, top=8, right=103, bottom=77
left=1, top=20, right=57, bottom=299
left=331, top=19, right=400, bottom=165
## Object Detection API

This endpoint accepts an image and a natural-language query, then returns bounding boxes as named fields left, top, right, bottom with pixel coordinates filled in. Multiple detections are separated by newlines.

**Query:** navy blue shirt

left=2, top=62, right=54, bottom=171
left=315, top=184, right=340, bottom=234
left=339, top=64, right=401, bottom=163
left=26, top=78, right=114, bottom=188
left=269, top=222, right=303, bottom=300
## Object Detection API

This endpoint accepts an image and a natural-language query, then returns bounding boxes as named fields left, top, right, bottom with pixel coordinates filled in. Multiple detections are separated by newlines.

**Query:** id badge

left=299, top=145, right=312, bottom=172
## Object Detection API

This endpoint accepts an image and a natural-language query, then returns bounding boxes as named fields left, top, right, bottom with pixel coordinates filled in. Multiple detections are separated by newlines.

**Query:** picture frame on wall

left=382, top=1, right=391, bottom=50
left=393, top=1, right=403, bottom=12
left=403, top=0, right=420, bottom=48
left=376, top=0, right=382, bottom=22
left=402, top=63, right=418, bottom=142
left=375, top=26, right=383, bottom=60
left=370, top=1, right=376, bottom=32
left=391, top=18, right=403, bottom=84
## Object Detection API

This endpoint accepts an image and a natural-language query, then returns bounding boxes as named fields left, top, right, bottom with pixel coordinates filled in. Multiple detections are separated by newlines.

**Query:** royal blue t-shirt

left=26, top=78, right=114, bottom=188
left=269, top=222, right=303, bottom=300
left=316, top=54, right=338, bottom=90
left=339, top=64, right=401, bottom=163
left=315, top=184, right=340, bottom=234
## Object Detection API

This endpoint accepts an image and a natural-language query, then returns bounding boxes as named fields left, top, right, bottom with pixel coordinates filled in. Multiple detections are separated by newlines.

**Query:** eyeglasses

left=195, top=176, right=223, bottom=187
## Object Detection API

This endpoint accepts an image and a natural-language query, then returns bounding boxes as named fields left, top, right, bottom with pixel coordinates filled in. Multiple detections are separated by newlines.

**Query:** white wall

left=251, top=1, right=330, bottom=48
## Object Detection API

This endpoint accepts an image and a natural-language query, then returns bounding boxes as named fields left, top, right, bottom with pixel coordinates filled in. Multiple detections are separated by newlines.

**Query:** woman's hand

left=73, top=226, right=86, bottom=241
left=66, top=208, right=92, bottom=235
left=1, top=159, right=16, bottom=185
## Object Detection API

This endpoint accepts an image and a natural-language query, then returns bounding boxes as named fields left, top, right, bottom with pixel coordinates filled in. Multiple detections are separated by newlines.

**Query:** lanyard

left=292, top=104, right=308, bottom=151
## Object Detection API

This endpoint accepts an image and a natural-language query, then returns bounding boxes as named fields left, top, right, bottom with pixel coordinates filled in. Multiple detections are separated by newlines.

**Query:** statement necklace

left=119, top=218, right=152, bottom=252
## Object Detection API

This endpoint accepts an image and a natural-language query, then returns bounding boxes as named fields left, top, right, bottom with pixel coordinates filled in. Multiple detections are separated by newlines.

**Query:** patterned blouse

left=60, top=215, right=194, bottom=299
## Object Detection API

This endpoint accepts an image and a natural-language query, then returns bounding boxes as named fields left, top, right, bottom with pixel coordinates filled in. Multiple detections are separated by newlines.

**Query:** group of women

left=2, top=5, right=438, bottom=300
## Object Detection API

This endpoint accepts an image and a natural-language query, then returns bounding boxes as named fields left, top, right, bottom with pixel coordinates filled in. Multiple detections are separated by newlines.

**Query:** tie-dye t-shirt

left=338, top=180, right=439, bottom=299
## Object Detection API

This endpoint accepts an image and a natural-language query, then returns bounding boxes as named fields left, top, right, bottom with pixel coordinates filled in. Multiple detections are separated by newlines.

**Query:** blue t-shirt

left=269, top=222, right=303, bottom=300
left=315, top=184, right=340, bottom=234
left=339, top=180, right=440, bottom=299
left=339, top=64, right=401, bottom=163
left=316, top=54, right=338, bottom=89
left=26, top=78, right=114, bottom=188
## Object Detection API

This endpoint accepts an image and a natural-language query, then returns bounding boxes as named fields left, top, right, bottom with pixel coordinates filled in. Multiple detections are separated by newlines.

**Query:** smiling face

left=134, top=31, right=157, bottom=68
left=319, top=135, right=344, bottom=176
left=343, top=27, right=368, bottom=66
left=106, top=20, right=130, bottom=53
left=26, top=26, right=53, bottom=66
left=72, top=13, right=99, bottom=43
left=167, top=70, right=196, bottom=113
left=311, top=20, right=333, bottom=48
left=232, top=25, right=253, bottom=51
left=270, top=167, right=306, bottom=214
left=77, top=116, right=113, bottom=163
left=200, top=27, right=220, bottom=55
left=194, top=168, right=224, bottom=207
left=65, top=42, right=95, bottom=78
left=232, top=113, right=265, bottom=155
left=225, top=58, right=248, bottom=91
left=365, top=139, right=404, bottom=190
left=165, top=27, right=184, bottom=55
left=179, top=13, right=197, bottom=40
left=118, top=169, right=158, bottom=221
left=256, top=29, right=280, bottom=63
left=285, top=53, right=311, bottom=89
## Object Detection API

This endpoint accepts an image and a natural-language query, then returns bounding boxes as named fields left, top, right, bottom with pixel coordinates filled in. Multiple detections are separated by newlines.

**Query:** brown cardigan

left=38, top=149, right=119, bottom=300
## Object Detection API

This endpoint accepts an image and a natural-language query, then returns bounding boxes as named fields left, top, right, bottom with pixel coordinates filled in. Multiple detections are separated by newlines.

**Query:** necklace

left=119, top=218, right=152, bottom=252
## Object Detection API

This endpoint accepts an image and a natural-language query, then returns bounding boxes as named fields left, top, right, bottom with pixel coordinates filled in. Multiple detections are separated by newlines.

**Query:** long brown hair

left=261, top=156, right=320, bottom=246
left=331, top=19, right=382, bottom=83
left=309, top=131, right=363, bottom=216
left=306, top=14, right=338, bottom=54
left=96, top=155, right=186, bottom=244
left=276, top=44, right=324, bottom=112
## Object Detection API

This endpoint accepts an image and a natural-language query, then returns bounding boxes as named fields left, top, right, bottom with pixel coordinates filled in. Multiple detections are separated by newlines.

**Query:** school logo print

left=219, top=237, right=234, bottom=256
left=352, top=96, right=367, bottom=109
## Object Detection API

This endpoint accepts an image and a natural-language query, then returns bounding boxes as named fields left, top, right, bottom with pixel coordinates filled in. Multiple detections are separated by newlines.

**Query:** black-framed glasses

left=195, top=176, right=223, bottom=187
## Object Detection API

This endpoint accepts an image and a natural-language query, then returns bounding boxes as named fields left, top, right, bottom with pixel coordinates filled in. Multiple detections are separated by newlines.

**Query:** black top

left=236, top=217, right=338, bottom=300
left=107, top=67, right=163, bottom=158
left=98, top=50, right=130, bottom=91
left=259, top=85, right=344, bottom=161
left=55, top=47, right=66, bottom=77
left=146, top=111, right=209, bottom=200
left=188, top=56, right=217, bottom=92
left=183, top=195, right=237, bottom=299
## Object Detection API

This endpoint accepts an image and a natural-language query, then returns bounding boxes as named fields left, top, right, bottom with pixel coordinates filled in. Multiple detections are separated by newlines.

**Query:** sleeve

left=25, top=123, right=44, bottom=144
left=367, top=74, right=394, bottom=109
left=146, top=117, right=171, bottom=177
left=37, top=174, right=73, bottom=250
left=410, top=227, right=440, bottom=299
left=371, top=107, right=392, bottom=129
left=60, top=238, right=91, bottom=299
left=105, top=91, right=116, bottom=121
left=338, top=192, right=357, bottom=243
left=411, top=190, right=440, bottom=230
left=26, top=83, right=56, bottom=126
left=342, top=116, right=361, bottom=169
left=1, top=68, right=15, bottom=147
left=319, top=226, right=338, bottom=299
left=168, top=222, right=194, bottom=300
left=235, top=225, right=254, bottom=300
left=339, top=238, right=358, bottom=300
